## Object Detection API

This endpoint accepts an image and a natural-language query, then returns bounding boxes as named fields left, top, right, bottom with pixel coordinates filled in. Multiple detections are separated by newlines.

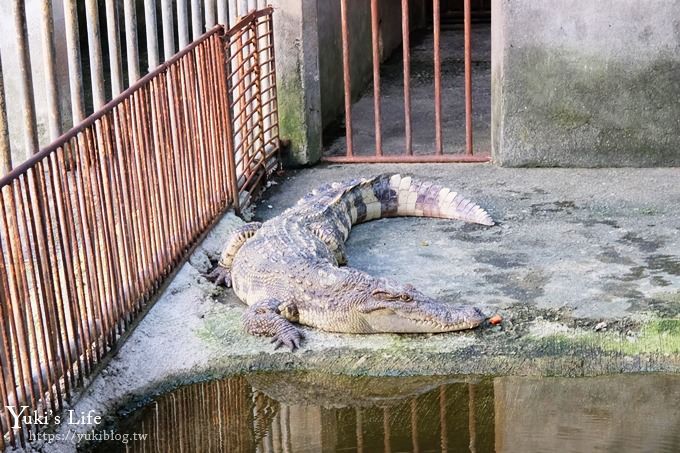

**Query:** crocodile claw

left=270, top=328, right=304, bottom=351
left=208, top=266, right=232, bottom=287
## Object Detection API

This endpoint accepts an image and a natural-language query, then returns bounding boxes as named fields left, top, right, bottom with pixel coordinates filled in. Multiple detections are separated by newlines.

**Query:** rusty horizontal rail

left=323, top=154, right=491, bottom=164
left=0, top=9, right=279, bottom=448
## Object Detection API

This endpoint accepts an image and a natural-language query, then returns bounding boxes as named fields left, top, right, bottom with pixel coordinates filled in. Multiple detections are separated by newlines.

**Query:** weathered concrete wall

left=492, top=0, right=680, bottom=167
left=317, top=0, right=427, bottom=131
left=272, top=0, right=323, bottom=166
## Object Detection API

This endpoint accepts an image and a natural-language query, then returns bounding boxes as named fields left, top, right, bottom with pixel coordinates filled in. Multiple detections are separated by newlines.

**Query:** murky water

left=92, top=373, right=680, bottom=452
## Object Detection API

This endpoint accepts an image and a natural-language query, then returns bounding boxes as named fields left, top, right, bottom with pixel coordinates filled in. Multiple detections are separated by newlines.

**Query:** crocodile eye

left=400, top=294, right=412, bottom=302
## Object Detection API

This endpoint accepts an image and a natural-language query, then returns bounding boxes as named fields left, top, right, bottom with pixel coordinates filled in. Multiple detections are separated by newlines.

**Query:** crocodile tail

left=352, top=174, right=494, bottom=226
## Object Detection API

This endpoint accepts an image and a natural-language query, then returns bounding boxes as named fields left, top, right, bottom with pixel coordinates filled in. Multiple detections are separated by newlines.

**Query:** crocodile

left=209, top=174, right=494, bottom=350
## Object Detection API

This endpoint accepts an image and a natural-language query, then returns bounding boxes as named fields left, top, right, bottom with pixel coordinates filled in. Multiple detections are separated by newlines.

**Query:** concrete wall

left=272, top=0, right=323, bottom=166
left=492, top=0, right=680, bottom=167
left=317, top=0, right=427, bottom=131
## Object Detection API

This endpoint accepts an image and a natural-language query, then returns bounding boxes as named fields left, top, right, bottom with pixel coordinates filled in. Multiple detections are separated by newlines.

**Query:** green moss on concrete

left=195, top=307, right=245, bottom=345
left=498, top=47, right=680, bottom=167
left=277, top=71, right=309, bottom=165
left=549, top=105, right=592, bottom=129
left=277, top=61, right=322, bottom=166
left=531, top=319, right=680, bottom=357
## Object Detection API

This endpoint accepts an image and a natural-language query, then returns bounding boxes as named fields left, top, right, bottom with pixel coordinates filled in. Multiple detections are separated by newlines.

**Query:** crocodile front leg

left=242, top=299, right=304, bottom=351
left=209, top=222, right=262, bottom=287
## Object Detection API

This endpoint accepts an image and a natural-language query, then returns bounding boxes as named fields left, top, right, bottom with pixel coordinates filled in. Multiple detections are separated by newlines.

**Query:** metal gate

left=324, top=0, right=489, bottom=164
left=0, top=8, right=278, bottom=448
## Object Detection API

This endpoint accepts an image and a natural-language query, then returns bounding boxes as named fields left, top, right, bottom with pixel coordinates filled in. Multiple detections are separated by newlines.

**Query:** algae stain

left=647, top=255, right=680, bottom=276
left=549, top=105, right=592, bottom=129
left=532, top=318, right=680, bottom=356
left=195, top=309, right=244, bottom=345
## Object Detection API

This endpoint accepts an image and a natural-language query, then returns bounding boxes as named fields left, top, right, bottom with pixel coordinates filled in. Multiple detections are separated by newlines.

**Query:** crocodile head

left=356, top=281, right=486, bottom=333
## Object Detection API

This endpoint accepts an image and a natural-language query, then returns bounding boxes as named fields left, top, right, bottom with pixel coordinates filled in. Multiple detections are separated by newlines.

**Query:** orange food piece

left=488, top=314, right=503, bottom=325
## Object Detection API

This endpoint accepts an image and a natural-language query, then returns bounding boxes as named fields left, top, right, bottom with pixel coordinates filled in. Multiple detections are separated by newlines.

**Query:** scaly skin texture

left=209, top=174, right=494, bottom=350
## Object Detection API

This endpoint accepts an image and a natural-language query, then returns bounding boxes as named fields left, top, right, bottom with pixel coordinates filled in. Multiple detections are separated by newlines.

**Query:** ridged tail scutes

left=385, top=174, right=494, bottom=226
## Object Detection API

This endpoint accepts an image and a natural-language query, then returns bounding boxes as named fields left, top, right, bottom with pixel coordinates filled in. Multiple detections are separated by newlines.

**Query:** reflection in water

left=93, top=373, right=680, bottom=453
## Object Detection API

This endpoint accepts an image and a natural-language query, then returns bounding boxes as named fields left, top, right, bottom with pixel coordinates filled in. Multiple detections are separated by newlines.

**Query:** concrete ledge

left=492, top=0, right=680, bottom=167
left=41, top=164, right=680, bottom=451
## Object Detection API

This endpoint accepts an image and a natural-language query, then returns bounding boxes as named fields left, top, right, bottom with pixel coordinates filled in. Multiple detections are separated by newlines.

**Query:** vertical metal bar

left=192, top=0, right=203, bottom=38
left=63, top=0, right=86, bottom=124
left=0, top=188, right=32, bottom=446
left=2, top=185, right=39, bottom=413
left=217, top=0, right=227, bottom=26
left=49, top=149, right=88, bottom=383
left=0, top=240, right=19, bottom=447
left=253, top=20, right=266, bottom=167
left=0, top=56, right=11, bottom=175
left=468, top=383, right=477, bottom=453
left=205, top=0, right=216, bottom=28
left=177, top=0, right=190, bottom=49
left=23, top=168, right=64, bottom=412
left=222, top=33, right=241, bottom=213
left=144, top=0, right=160, bottom=70
left=124, top=0, right=141, bottom=83
left=57, top=143, right=94, bottom=377
left=339, top=0, right=353, bottom=157
left=370, top=0, right=382, bottom=156
left=39, top=0, right=63, bottom=139
left=85, top=0, right=107, bottom=109
left=355, top=407, right=364, bottom=453
left=464, top=0, right=474, bottom=155
left=411, top=399, right=420, bottom=453
left=440, top=385, right=448, bottom=452
left=383, top=407, right=391, bottom=453
left=228, top=0, right=237, bottom=27
left=161, top=0, right=176, bottom=60
left=433, top=0, right=443, bottom=155
left=401, top=0, right=412, bottom=155
left=11, top=0, right=40, bottom=157
left=104, top=0, right=124, bottom=96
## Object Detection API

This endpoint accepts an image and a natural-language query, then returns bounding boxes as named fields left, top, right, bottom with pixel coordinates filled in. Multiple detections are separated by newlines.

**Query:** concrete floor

left=44, top=164, right=680, bottom=451
left=325, top=24, right=492, bottom=157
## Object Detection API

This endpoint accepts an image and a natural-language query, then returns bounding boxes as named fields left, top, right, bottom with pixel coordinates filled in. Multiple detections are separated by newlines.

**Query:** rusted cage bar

left=105, top=0, right=124, bottom=96
left=401, top=0, right=412, bottom=156
left=63, top=0, right=87, bottom=124
left=339, top=0, right=354, bottom=157
left=192, top=0, right=203, bottom=37
left=11, top=0, right=39, bottom=158
left=370, top=0, right=383, bottom=156
left=0, top=57, right=10, bottom=176
left=124, top=0, right=141, bottom=83
left=85, top=0, right=106, bottom=109
left=144, top=0, right=161, bottom=70
left=178, top=0, right=191, bottom=48
left=205, top=0, right=217, bottom=28
left=325, top=0, right=489, bottom=163
left=161, top=0, right=176, bottom=59
left=433, top=0, right=443, bottom=155
left=226, top=10, right=277, bottom=197
left=39, top=0, right=62, bottom=141
left=0, top=10, right=279, bottom=446
left=464, top=0, right=474, bottom=155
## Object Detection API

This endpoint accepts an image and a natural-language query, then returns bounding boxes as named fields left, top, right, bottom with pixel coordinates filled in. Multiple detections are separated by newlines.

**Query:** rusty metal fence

left=0, top=0, right=272, bottom=174
left=0, top=8, right=278, bottom=448
left=326, top=0, right=489, bottom=164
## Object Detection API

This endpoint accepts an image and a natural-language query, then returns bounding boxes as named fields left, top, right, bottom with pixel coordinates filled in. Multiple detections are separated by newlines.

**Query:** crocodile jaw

left=362, top=305, right=485, bottom=333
